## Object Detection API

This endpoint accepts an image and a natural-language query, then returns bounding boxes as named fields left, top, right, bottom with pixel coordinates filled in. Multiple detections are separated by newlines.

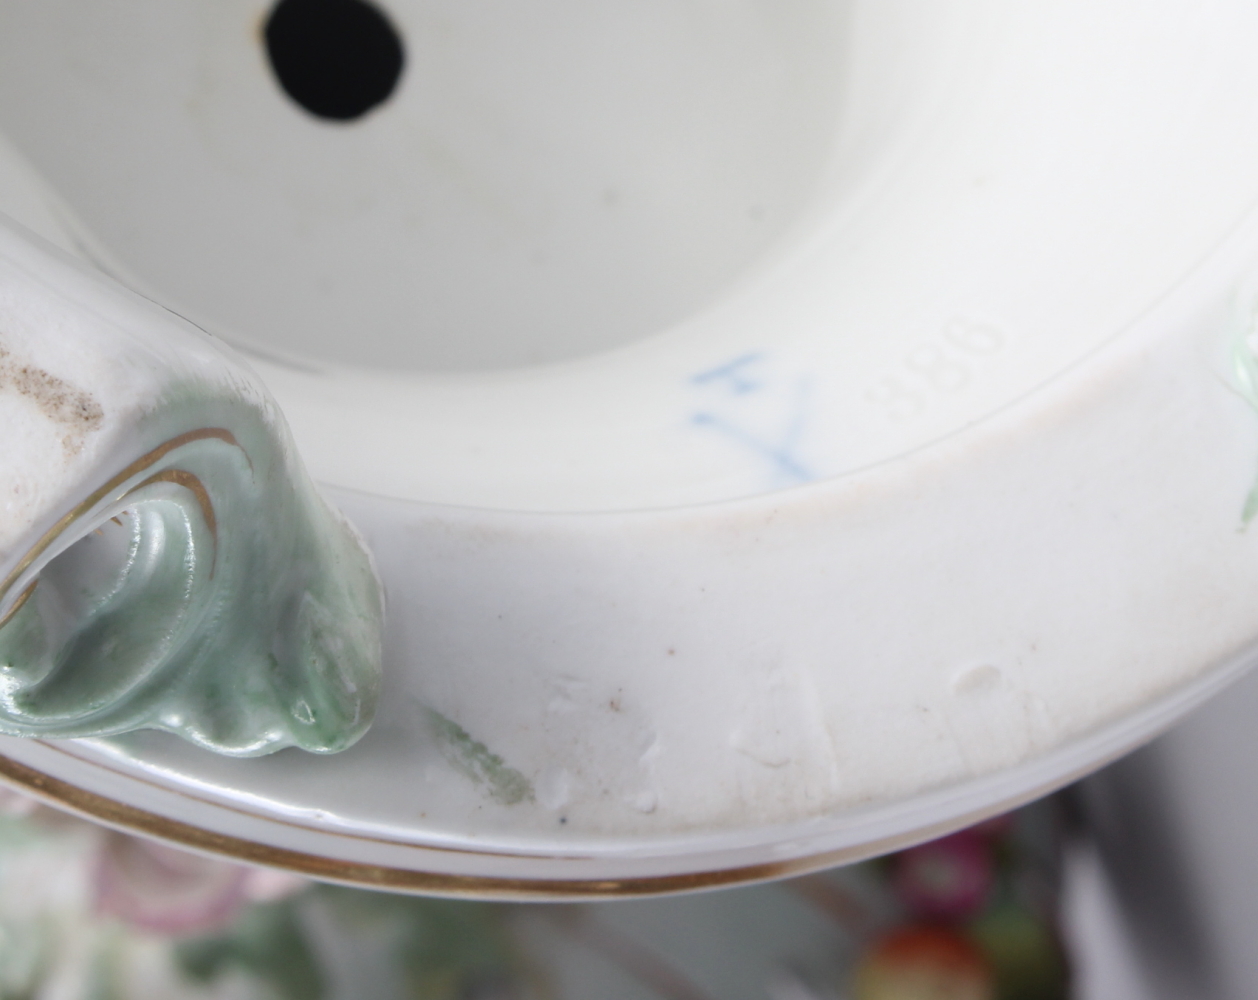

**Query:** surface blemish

left=427, top=709, right=533, bottom=806
left=951, top=663, right=1004, bottom=696
left=0, top=344, right=103, bottom=455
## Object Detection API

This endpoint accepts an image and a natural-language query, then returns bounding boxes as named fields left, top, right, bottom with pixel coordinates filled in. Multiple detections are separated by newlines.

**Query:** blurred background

left=0, top=783, right=1075, bottom=1000
left=0, top=739, right=1190, bottom=1000
left=21, top=650, right=1258, bottom=1000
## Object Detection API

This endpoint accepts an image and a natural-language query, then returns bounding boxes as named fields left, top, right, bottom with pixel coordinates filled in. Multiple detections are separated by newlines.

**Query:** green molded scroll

left=0, top=211, right=385, bottom=757
left=0, top=389, right=383, bottom=756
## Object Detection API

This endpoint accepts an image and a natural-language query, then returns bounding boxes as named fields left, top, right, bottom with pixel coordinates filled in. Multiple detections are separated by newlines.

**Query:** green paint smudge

left=427, top=709, right=533, bottom=806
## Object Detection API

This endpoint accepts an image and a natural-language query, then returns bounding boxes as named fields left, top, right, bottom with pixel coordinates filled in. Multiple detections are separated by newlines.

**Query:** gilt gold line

left=0, top=580, right=36, bottom=631
left=0, top=746, right=1086, bottom=900
left=126, top=469, right=217, bottom=542
left=0, top=428, right=240, bottom=604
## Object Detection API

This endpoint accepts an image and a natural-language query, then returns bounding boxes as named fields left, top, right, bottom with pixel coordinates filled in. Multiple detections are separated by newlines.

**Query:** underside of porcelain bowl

left=3, top=0, right=1258, bottom=896
left=0, top=0, right=851, bottom=374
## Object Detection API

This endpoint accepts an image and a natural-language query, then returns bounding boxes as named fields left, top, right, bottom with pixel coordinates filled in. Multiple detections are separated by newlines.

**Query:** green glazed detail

left=0, top=389, right=383, bottom=756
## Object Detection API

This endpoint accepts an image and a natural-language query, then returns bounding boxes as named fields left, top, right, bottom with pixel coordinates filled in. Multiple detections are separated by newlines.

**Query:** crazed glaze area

left=0, top=220, right=383, bottom=756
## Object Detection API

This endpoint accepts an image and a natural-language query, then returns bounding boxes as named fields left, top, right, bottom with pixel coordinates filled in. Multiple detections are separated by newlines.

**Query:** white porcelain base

left=3, top=1, right=1258, bottom=894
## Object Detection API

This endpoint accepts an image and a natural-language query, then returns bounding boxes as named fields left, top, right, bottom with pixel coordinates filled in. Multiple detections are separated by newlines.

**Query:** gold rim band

left=0, top=580, right=36, bottom=631
left=0, top=747, right=1065, bottom=900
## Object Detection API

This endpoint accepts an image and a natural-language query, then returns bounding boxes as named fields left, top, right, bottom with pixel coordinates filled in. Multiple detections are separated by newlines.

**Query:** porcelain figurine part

left=3, top=1, right=1258, bottom=895
left=0, top=218, right=383, bottom=755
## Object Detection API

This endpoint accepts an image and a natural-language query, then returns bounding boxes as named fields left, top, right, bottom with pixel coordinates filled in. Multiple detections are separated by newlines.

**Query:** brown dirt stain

left=0, top=344, right=104, bottom=456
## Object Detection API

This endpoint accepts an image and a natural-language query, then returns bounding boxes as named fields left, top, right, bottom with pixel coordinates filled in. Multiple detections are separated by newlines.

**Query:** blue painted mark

left=690, top=354, right=813, bottom=485
left=691, top=411, right=812, bottom=483
left=691, top=353, right=766, bottom=395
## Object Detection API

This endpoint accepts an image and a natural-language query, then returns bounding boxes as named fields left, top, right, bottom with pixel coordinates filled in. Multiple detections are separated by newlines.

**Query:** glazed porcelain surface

left=1, top=0, right=1258, bottom=896
left=0, top=222, right=384, bottom=755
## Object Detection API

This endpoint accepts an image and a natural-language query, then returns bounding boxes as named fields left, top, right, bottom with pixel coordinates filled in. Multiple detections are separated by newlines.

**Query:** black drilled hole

left=264, top=0, right=405, bottom=122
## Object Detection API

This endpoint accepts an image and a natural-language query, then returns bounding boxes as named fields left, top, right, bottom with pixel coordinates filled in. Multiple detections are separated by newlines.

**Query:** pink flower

left=892, top=831, right=994, bottom=922
left=93, top=832, right=307, bottom=936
